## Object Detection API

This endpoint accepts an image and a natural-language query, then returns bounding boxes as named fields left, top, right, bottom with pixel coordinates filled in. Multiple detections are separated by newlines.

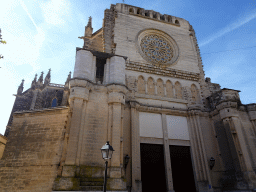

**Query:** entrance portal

left=140, top=143, right=167, bottom=192
left=169, top=145, right=196, bottom=192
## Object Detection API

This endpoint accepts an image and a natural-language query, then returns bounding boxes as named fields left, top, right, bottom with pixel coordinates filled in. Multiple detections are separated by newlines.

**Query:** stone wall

left=0, top=107, right=69, bottom=192
left=6, top=86, right=65, bottom=137
left=0, top=134, right=7, bottom=159
left=113, top=11, right=200, bottom=74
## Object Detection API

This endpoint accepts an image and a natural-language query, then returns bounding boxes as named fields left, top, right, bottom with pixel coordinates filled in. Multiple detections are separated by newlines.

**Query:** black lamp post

left=124, top=155, right=130, bottom=170
left=101, top=141, right=114, bottom=192
left=209, top=157, right=215, bottom=170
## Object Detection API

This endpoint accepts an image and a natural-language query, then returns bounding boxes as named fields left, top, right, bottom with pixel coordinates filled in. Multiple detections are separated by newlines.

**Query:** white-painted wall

left=166, top=115, right=190, bottom=140
left=139, top=112, right=163, bottom=138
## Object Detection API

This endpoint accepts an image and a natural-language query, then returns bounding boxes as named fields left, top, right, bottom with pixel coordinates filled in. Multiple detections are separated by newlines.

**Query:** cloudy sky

left=0, top=0, right=256, bottom=135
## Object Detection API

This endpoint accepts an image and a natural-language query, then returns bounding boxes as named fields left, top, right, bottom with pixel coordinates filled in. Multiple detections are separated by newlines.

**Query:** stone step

left=80, top=177, right=104, bottom=182
left=80, top=181, right=103, bottom=186
left=80, top=186, right=103, bottom=191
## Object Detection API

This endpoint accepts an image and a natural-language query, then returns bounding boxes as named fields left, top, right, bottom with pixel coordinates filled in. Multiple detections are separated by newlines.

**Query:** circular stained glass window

left=140, top=34, right=174, bottom=64
left=136, top=29, right=179, bottom=66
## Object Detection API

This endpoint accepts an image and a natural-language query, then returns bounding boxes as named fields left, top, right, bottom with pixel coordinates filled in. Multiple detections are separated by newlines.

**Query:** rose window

left=140, top=35, right=173, bottom=64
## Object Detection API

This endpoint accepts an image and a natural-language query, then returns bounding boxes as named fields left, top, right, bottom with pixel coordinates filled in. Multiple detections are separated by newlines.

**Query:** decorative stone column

left=218, top=103, right=256, bottom=190
left=161, top=113, right=175, bottom=192
left=63, top=79, right=89, bottom=176
left=108, top=56, right=126, bottom=85
left=73, top=49, right=96, bottom=82
left=130, top=101, right=142, bottom=192
left=144, top=80, right=148, bottom=94
left=154, top=82, right=157, bottom=95
left=107, top=84, right=128, bottom=190
left=164, top=83, right=167, bottom=97
left=188, top=108, right=212, bottom=192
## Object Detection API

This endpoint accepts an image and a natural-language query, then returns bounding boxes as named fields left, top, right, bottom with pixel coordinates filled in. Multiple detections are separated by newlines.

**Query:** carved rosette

left=136, top=29, right=179, bottom=66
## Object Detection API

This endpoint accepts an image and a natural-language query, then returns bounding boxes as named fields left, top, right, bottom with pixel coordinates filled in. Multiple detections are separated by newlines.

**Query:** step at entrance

left=80, top=177, right=104, bottom=191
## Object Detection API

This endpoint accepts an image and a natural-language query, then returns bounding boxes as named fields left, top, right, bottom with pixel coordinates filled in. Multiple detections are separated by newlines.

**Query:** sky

left=0, top=0, right=256, bottom=135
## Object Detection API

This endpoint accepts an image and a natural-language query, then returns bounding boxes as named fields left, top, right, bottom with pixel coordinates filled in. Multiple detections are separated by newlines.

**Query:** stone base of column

left=62, top=165, right=77, bottom=177
left=197, top=181, right=210, bottom=192
left=131, top=180, right=142, bottom=192
left=54, top=165, right=127, bottom=191
left=108, top=178, right=127, bottom=190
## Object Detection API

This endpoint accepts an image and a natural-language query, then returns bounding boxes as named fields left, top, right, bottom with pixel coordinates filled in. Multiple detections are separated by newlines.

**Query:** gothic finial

left=38, top=71, right=44, bottom=83
left=65, top=71, right=72, bottom=85
left=17, top=79, right=25, bottom=95
left=87, top=16, right=92, bottom=28
left=31, top=73, right=37, bottom=84
left=84, top=16, right=93, bottom=37
left=44, top=68, right=51, bottom=85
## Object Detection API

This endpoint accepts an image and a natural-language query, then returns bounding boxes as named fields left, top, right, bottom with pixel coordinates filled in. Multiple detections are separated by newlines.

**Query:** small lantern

left=124, top=155, right=130, bottom=169
left=210, top=157, right=215, bottom=170
left=101, top=141, right=114, bottom=160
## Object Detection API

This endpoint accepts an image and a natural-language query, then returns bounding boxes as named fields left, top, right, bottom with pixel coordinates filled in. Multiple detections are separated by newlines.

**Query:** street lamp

left=101, top=141, right=114, bottom=192
left=209, top=157, right=215, bottom=170
left=124, top=154, right=130, bottom=170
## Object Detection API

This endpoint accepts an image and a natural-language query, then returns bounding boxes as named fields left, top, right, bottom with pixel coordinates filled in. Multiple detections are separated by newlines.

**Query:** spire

left=31, top=74, right=37, bottom=88
left=87, top=16, right=92, bottom=28
left=44, top=68, right=51, bottom=85
left=17, top=79, right=24, bottom=95
left=84, top=16, right=93, bottom=37
left=38, top=71, right=44, bottom=83
left=65, top=71, right=71, bottom=86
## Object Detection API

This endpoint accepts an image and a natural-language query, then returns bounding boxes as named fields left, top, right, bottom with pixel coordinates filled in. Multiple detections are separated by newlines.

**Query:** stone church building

left=1, top=3, right=256, bottom=192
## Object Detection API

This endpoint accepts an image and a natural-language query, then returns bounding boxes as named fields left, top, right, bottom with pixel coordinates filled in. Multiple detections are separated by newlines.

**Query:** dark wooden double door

left=140, top=144, right=196, bottom=192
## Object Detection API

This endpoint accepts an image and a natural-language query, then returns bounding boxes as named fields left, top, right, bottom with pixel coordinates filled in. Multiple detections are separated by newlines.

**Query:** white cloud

left=40, top=0, right=71, bottom=25
left=199, top=8, right=256, bottom=47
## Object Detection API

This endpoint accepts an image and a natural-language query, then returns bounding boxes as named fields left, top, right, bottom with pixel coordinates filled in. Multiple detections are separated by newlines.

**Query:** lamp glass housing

left=209, top=157, right=215, bottom=170
left=101, top=141, right=114, bottom=160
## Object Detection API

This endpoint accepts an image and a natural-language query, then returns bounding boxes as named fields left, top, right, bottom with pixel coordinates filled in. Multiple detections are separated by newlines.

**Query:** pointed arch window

left=175, top=81, right=182, bottom=99
left=51, top=98, right=57, bottom=107
left=138, top=76, right=146, bottom=94
left=166, top=80, right=174, bottom=98
left=157, top=79, right=164, bottom=97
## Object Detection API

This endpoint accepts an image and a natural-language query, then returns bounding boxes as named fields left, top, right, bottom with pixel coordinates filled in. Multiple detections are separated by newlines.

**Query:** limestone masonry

left=1, top=3, right=256, bottom=192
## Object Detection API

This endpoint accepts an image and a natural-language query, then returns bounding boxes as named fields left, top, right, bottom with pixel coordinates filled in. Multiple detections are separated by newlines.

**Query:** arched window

left=129, top=8, right=134, bottom=14
left=175, top=20, right=179, bottom=25
left=138, top=76, right=145, bottom=94
left=137, top=8, right=141, bottom=15
left=168, top=16, right=172, bottom=23
left=166, top=80, right=174, bottom=98
left=157, top=79, right=164, bottom=97
left=147, top=77, right=155, bottom=95
left=191, top=84, right=200, bottom=103
left=51, top=98, right=57, bottom=107
left=175, top=81, right=182, bottom=99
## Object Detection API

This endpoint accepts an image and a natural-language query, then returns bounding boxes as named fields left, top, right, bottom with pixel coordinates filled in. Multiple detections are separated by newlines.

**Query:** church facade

left=1, top=3, right=256, bottom=192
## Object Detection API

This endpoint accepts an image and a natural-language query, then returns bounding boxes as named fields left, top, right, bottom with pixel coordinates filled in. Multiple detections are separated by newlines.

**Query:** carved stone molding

left=126, top=61, right=199, bottom=81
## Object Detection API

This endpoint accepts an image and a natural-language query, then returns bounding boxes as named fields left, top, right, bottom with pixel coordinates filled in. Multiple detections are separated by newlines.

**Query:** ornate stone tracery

left=140, top=34, right=174, bottom=64
left=136, top=29, right=179, bottom=66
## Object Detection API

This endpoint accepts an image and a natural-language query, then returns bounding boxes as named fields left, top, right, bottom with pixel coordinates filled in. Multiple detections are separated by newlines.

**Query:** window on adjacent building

left=96, top=58, right=106, bottom=84
left=51, top=98, right=57, bottom=107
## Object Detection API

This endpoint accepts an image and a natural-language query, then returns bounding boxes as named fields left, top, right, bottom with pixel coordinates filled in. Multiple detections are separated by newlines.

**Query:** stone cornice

left=13, top=106, right=69, bottom=115
left=134, top=92, right=188, bottom=104
left=128, top=12, right=180, bottom=27
left=126, top=61, right=200, bottom=81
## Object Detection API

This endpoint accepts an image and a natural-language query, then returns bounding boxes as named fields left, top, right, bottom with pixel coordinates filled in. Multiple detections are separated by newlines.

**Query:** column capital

left=69, top=86, right=89, bottom=102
